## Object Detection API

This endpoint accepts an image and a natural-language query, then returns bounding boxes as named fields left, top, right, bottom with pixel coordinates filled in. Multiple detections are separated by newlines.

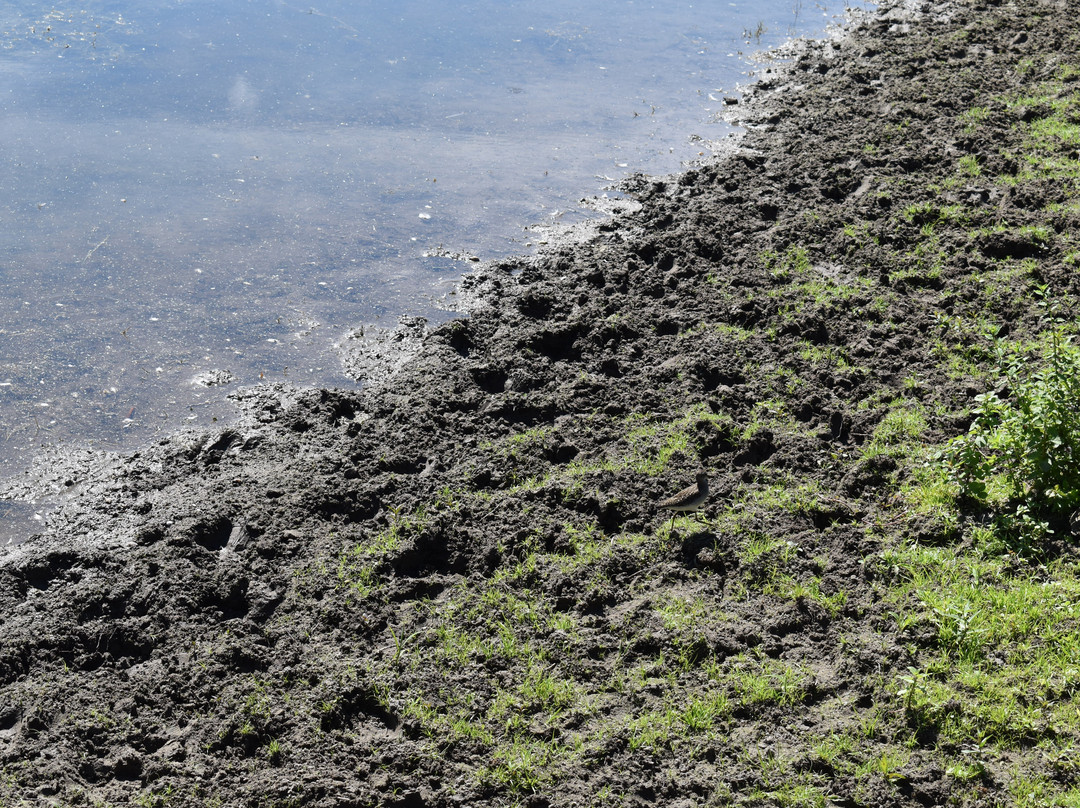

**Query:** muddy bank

left=3, top=1, right=1080, bottom=805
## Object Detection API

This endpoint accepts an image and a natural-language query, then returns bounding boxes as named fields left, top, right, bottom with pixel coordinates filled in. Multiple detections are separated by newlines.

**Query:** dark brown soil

left=3, top=1, right=1080, bottom=805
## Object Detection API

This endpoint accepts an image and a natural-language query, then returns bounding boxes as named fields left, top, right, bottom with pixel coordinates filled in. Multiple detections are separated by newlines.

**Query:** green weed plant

left=943, top=321, right=1080, bottom=543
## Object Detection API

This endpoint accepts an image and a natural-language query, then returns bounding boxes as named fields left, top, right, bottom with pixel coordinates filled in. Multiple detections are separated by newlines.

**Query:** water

left=0, top=0, right=870, bottom=479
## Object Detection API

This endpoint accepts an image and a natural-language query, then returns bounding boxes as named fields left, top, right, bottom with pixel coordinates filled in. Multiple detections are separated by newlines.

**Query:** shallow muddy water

left=0, top=0, right=869, bottom=479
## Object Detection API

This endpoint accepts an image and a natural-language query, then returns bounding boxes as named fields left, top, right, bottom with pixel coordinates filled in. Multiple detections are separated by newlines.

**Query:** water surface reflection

left=0, top=0, right=869, bottom=476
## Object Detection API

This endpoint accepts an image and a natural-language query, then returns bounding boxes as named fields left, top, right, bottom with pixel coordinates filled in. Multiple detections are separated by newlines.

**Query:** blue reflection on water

left=0, top=0, right=869, bottom=473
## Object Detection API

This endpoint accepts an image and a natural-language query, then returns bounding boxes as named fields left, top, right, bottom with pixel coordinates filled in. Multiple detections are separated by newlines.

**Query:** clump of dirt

left=3, top=0, right=1080, bottom=805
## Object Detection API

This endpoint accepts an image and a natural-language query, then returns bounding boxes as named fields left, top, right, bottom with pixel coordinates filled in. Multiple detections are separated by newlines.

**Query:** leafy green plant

left=856, top=750, right=909, bottom=784
left=947, top=749, right=989, bottom=782
left=897, top=666, right=931, bottom=722
left=943, top=321, right=1080, bottom=540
